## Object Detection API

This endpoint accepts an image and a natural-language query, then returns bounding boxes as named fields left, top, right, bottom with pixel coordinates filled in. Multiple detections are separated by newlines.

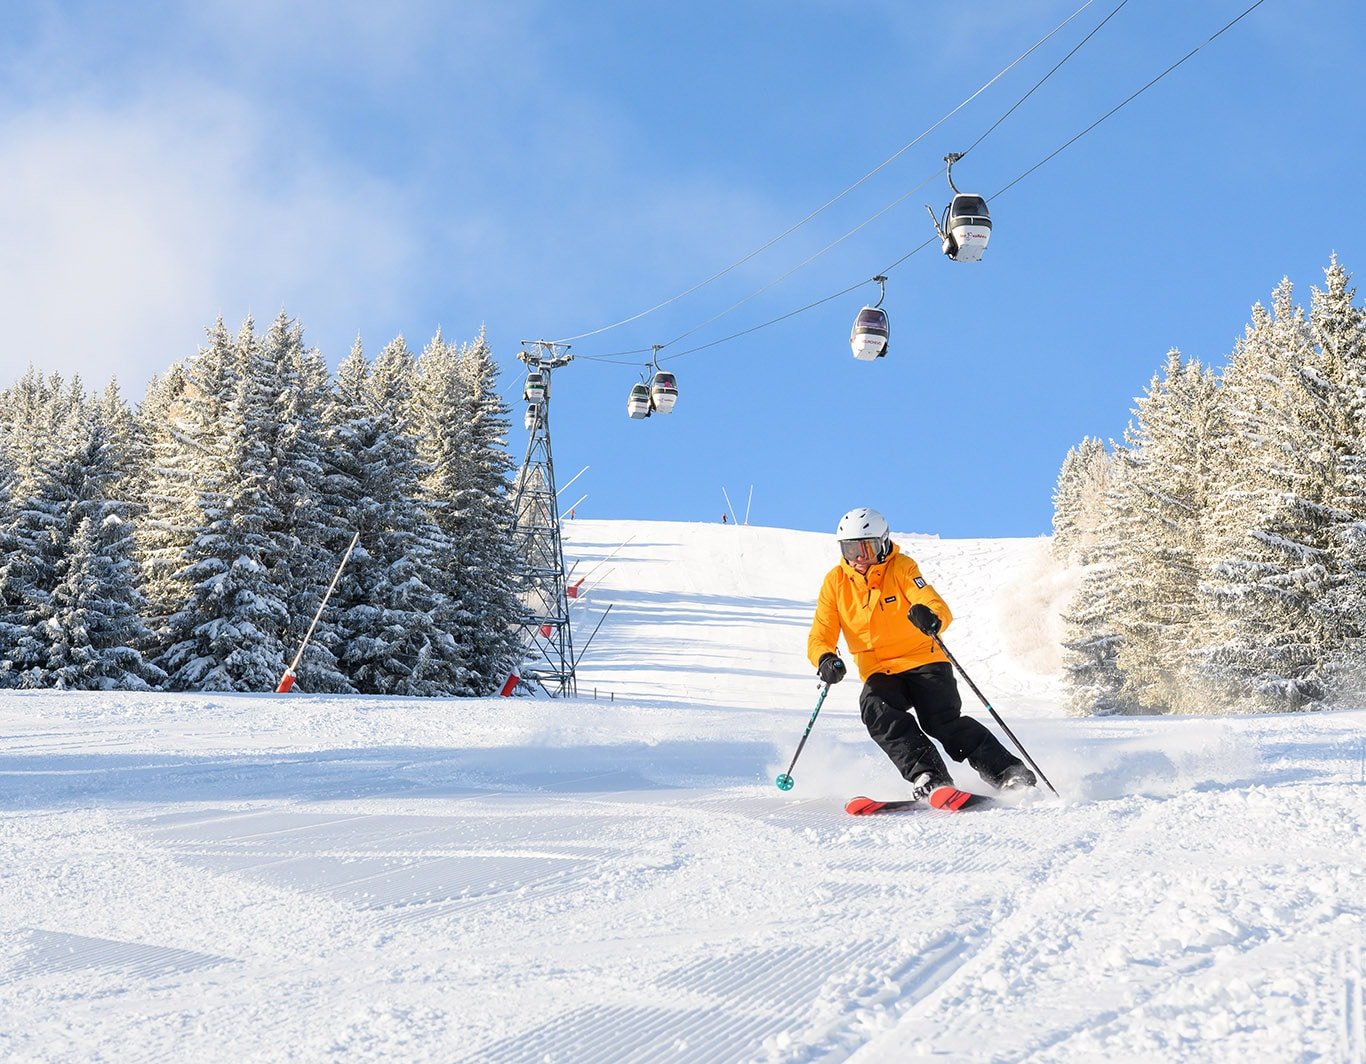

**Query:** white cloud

left=0, top=88, right=413, bottom=394
left=0, top=1, right=823, bottom=390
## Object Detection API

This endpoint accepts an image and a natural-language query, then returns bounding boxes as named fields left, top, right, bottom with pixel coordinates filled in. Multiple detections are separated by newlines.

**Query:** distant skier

left=807, top=507, right=1036, bottom=799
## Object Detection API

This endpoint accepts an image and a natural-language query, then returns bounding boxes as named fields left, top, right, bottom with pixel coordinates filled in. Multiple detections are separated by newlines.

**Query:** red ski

left=845, top=786, right=994, bottom=816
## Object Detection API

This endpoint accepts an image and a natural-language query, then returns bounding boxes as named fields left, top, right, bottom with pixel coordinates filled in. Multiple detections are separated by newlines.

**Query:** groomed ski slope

left=0, top=519, right=1362, bottom=1063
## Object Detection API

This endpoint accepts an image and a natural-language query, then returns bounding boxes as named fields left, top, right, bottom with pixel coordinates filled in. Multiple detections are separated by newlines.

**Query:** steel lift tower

left=509, top=341, right=577, bottom=697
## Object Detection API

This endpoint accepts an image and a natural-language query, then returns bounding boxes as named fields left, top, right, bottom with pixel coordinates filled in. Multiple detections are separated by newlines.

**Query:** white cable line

left=659, top=279, right=872, bottom=363
left=633, top=0, right=1132, bottom=357
left=990, top=0, right=1271, bottom=203
left=573, top=346, right=655, bottom=365
left=548, top=0, right=1098, bottom=345
left=958, top=0, right=1133, bottom=163
left=655, top=0, right=1271, bottom=366
left=657, top=172, right=941, bottom=351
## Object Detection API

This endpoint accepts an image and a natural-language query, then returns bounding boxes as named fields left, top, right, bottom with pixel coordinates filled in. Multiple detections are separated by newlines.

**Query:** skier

left=807, top=507, right=1036, bottom=800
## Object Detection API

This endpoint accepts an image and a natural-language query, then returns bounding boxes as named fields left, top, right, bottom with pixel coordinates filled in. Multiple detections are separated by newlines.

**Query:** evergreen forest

left=0, top=313, right=523, bottom=696
left=1053, top=257, right=1366, bottom=715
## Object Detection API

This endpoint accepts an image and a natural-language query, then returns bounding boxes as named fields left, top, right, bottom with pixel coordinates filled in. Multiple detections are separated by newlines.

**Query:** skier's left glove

left=817, top=653, right=847, bottom=685
left=908, top=604, right=941, bottom=636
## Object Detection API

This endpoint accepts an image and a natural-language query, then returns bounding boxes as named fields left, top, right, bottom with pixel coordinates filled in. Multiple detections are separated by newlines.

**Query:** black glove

left=817, top=652, right=847, bottom=685
left=908, top=604, right=941, bottom=636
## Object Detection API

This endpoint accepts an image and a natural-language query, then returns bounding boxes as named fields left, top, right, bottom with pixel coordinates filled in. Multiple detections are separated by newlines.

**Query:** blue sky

left=2, top=1, right=1363, bottom=538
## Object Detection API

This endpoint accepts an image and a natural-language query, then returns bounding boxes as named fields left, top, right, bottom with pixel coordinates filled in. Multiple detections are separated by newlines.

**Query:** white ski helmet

left=836, top=507, right=891, bottom=564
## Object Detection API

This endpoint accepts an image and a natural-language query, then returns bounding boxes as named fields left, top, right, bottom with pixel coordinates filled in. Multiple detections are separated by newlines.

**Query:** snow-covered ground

left=1, top=520, right=1362, bottom=1063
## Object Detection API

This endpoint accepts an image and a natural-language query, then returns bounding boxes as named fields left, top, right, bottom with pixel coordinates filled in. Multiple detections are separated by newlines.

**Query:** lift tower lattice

left=509, top=341, right=577, bottom=697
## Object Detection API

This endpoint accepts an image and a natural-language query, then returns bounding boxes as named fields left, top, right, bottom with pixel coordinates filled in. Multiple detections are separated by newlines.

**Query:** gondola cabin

left=524, top=402, right=541, bottom=431
left=626, top=382, right=652, bottom=419
left=941, top=194, right=991, bottom=262
left=649, top=370, right=678, bottom=414
left=524, top=371, right=547, bottom=402
left=849, top=306, right=889, bottom=361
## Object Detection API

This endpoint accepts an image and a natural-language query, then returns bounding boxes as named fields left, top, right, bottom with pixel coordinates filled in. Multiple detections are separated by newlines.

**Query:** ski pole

left=931, top=632, right=1059, bottom=796
left=775, top=682, right=830, bottom=791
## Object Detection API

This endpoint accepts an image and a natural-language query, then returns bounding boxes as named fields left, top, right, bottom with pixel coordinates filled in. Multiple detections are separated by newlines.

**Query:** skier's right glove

left=908, top=604, right=941, bottom=636
left=817, top=653, right=847, bottom=685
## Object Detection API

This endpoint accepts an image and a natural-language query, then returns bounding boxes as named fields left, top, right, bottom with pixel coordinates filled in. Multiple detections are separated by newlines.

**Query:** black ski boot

left=998, top=763, right=1037, bottom=791
left=908, top=770, right=952, bottom=802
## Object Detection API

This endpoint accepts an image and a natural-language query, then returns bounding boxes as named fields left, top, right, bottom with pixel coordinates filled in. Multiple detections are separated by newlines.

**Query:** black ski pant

left=859, top=662, right=1021, bottom=787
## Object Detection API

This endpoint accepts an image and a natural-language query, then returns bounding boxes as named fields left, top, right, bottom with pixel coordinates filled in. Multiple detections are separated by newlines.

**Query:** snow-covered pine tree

left=139, top=319, right=240, bottom=660
left=0, top=371, right=45, bottom=683
left=44, top=402, right=164, bottom=690
left=297, top=329, right=355, bottom=691
left=0, top=369, right=62, bottom=457
left=1308, top=256, right=1366, bottom=700
left=316, top=338, right=374, bottom=681
left=1058, top=439, right=1134, bottom=715
left=412, top=329, right=463, bottom=530
left=161, top=317, right=293, bottom=691
left=96, top=380, right=140, bottom=493
left=1051, top=444, right=1085, bottom=563
left=452, top=329, right=522, bottom=692
left=323, top=338, right=467, bottom=695
left=0, top=371, right=81, bottom=686
left=410, top=330, right=480, bottom=694
left=1051, top=436, right=1110, bottom=564
left=410, top=329, right=521, bottom=695
left=249, top=311, right=349, bottom=693
left=0, top=433, right=19, bottom=687
left=1107, top=350, right=1226, bottom=714
left=134, top=364, right=192, bottom=644
left=1198, top=280, right=1336, bottom=711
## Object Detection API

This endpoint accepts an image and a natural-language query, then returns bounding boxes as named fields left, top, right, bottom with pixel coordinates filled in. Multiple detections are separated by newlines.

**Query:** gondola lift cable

left=988, top=0, right=1270, bottom=204
left=627, top=0, right=1134, bottom=359
left=549, top=0, right=1100, bottom=345
left=643, top=0, right=1271, bottom=367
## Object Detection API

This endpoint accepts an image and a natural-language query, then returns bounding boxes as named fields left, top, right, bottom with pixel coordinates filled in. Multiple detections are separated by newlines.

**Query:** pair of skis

left=844, top=785, right=993, bottom=816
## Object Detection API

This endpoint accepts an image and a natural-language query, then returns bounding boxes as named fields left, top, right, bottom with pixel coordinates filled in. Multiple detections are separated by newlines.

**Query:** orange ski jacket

left=806, top=542, right=953, bottom=681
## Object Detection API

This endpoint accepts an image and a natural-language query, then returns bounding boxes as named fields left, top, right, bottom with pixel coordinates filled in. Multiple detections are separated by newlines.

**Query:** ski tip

left=928, top=785, right=985, bottom=811
left=844, top=796, right=885, bottom=816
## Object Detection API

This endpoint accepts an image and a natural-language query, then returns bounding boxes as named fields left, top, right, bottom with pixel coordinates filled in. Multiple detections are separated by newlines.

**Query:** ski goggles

left=839, top=537, right=883, bottom=564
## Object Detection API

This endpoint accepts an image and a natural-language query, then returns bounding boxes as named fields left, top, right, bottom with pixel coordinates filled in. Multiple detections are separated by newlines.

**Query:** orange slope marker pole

left=276, top=531, right=360, bottom=693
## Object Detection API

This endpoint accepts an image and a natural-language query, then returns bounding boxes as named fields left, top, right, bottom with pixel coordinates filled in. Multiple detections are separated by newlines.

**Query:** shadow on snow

left=0, top=739, right=778, bottom=811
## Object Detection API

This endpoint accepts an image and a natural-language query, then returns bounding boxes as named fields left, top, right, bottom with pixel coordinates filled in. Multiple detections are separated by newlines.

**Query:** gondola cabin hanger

left=926, top=152, right=991, bottom=263
left=850, top=276, right=889, bottom=361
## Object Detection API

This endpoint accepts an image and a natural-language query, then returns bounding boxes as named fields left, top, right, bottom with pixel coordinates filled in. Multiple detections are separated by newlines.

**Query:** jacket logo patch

left=884, top=596, right=897, bottom=604
left=914, top=577, right=926, bottom=588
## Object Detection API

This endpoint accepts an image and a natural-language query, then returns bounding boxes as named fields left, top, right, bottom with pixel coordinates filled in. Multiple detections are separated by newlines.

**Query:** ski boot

left=998, top=763, right=1037, bottom=791
left=908, top=771, right=952, bottom=802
